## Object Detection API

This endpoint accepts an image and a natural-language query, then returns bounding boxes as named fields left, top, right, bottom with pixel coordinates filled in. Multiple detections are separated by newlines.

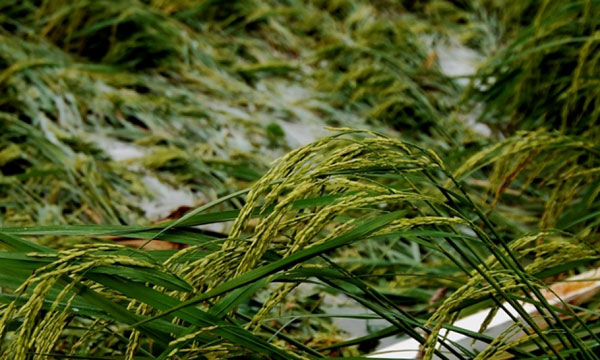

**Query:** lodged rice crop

left=0, top=0, right=599, bottom=359
left=465, top=0, right=600, bottom=135
left=0, top=0, right=464, bottom=227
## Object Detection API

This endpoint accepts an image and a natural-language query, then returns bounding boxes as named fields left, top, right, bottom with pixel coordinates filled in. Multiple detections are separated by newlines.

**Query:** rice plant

left=0, top=129, right=598, bottom=358
left=465, top=0, right=600, bottom=135
left=0, top=0, right=599, bottom=359
left=1, top=0, right=467, bottom=226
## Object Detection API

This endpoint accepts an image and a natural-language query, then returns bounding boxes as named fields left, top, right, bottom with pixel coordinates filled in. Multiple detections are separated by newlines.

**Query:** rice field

left=0, top=0, right=599, bottom=359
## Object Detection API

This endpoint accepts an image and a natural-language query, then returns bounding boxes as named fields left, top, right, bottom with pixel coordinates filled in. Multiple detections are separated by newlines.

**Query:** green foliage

left=0, top=0, right=469, bottom=226
left=466, top=0, right=600, bottom=135
left=37, top=0, right=184, bottom=69
left=0, top=131, right=599, bottom=359
left=0, top=0, right=599, bottom=359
